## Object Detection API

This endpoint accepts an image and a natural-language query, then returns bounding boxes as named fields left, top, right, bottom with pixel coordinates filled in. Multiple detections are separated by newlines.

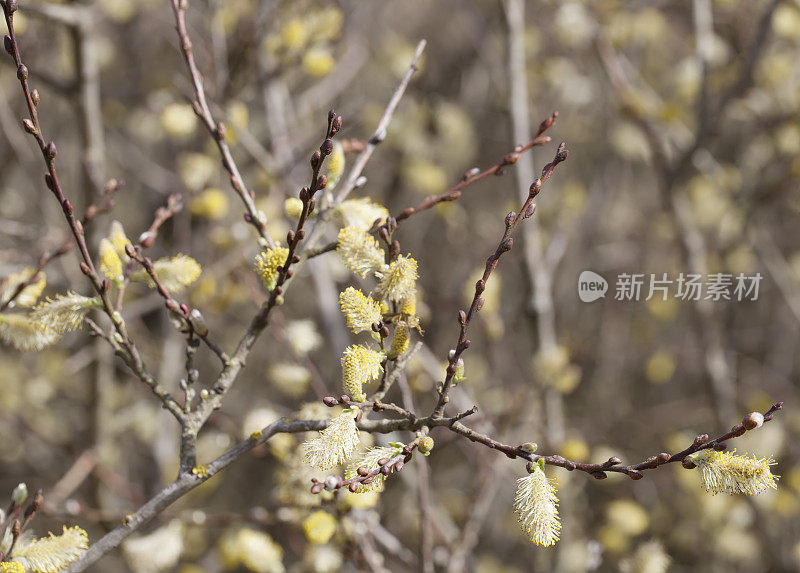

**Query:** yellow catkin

left=254, top=247, right=289, bottom=291
left=339, top=287, right=382, bottom=334
left=335, top=197, right=389, bottom=230
left=377, top=255, right=418, bottom=302
left=345, top=446, right=400, bottom=493
left=692, top=449, right=778, bottom=496
left=513, top=467, right=561, bottom=547
left=302, top=409, right=361, bottom=470
left=336, top=226, right=385, bottom=278
left=388, top=321, right=410, bottom=359
left=341, top=345, right=384, bottom=401
left=11, top=526, right=89, bottom=573
left=99, top=238, right=123, bottom=283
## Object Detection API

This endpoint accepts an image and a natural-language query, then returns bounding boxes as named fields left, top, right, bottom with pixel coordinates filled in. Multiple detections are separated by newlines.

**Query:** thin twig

left=169, top=0, right=275, bottom=247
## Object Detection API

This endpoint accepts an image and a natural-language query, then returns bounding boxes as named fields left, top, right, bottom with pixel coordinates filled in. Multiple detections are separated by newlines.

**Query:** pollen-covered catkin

left=513, top=465, right=561, bottom=547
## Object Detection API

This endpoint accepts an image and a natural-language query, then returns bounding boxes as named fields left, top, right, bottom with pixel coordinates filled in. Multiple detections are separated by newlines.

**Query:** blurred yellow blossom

left=302, top=511, right=337, bottom=544
left=1, top=268, right=45, bottom=308
left=303, top=47, right=336, bottom=77
left=190, top=188, right=230, bottom=220
left=160, top=103, right=197, bottom=137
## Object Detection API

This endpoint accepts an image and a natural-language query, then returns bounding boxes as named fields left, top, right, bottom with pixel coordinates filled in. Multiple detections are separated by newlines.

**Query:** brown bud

left=310, top=150, right=321, bottom=169
left=476, top=297, right=485, bottom=311
left=299, top=187, right=309, bottom=202
left=463, top=167, right=480, bottom=180
left=332, top=115, right=342, bottom=134
left=628, top=470, right=644, bottom=480
left=316, top=174, right=327, bottom=190
left=287, top=230, right=295, bottom=243
left=139, top=231, right=155, bottom=249
left=45, top=141, right=57, bottom=160
left=310, top=483, right=324, bottom=494
left=357, top=467, right=369, bottom=477
left=500, top=238, right=513, bottom=252
left=328, top=109, right=336, bottom=122
left=592, top=471, right=608, bottom=480
left=215, top=121, right=227, bottom=141
left=12, top=519, right=20, bottom=537
left=537, top=113, right=555, bottom=136
left=7, top=0, right=19, bottom=13
left=681, top=458, right=697, bottom=469
left=657, top=452, right=671, bottom=464
left=79, top=262, right=91, bottom=275
left=505, top=211, right=516, bottom=227
left=475, top=279, right=485, bottom=294
left=296, top=229, right=306, bottom=240
left=31, top=89, right=39, bottom=106
left=555, top=142, right=569, bottom=162
left=742, top=411, right=764, bottom=430
left=291, top=254, right=301, bottom=263
left=458, top=310, right=467, bottom=324
left=529, top=179, right=542, bottom=197
left=693, top=434, right=709, bottom=446
left=3, top=35, right=12, bottom=55
left=394, top=461, right=404, bottom=472
left=62, top=199, right=73, bottom=216
left=320, top=138, right=334, bottom=156
left=348, top=483, right=358, bottom=492
left=16, top=63, right=27, bottom=81
left=102, top=279, right=110, bottom=293
left=322, top=396, right=338, bottom=407
left=340, top=395, right=350, bottom=403
left=606, top=457, right=622, bottom=466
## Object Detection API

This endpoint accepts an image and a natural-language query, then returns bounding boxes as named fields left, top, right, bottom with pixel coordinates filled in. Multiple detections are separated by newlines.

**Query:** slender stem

left=169, top=0, right=275, bottom=247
